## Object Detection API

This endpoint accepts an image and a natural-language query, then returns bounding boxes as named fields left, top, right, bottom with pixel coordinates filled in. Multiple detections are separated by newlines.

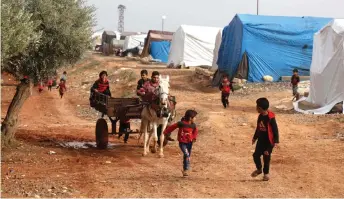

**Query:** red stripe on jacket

left=267, top=111, right=275, bottom=145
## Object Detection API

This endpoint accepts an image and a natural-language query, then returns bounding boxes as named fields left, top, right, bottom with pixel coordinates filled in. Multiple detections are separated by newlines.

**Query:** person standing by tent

left=291, top=69, right=300, bottom=101
left=251, top=98, right=279, bottom=181
left=219, top=74, right=234, bottom=108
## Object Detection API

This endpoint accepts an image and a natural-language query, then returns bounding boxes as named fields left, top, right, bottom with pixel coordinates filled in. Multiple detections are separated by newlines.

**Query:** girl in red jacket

left=164, top=110, right=198, bottom=177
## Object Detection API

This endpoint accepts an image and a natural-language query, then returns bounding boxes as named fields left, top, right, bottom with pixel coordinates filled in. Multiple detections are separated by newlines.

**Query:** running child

left=47, top=78, right=53, bottom=91
left=164, top=110, right=198, bottom=177
left=56, top=79, right=67, bottom=98
left=219, top=74, right=234, bottom=108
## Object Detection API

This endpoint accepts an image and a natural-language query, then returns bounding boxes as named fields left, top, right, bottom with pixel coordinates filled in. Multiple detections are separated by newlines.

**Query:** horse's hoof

left=151, top=148, right=157, bottom=153
left=142, top=152, right=147, bottom=157
left=159, top=153, right=164, bottom=158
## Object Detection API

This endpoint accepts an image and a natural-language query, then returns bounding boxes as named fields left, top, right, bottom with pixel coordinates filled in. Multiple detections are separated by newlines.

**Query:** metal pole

left=162, top=18, right=164, bottom=32
left=257, top=0, right=259, bottom=15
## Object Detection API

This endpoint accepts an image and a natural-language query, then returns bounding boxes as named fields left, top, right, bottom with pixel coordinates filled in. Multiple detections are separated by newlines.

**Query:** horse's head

left=158, top=75, right=170, bottom=107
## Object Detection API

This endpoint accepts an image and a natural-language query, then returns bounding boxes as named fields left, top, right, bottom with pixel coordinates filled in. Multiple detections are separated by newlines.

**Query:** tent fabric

left=211, top=29, right=223, bottom=71
left=217, top=14, right=332, bottom=82
left=123, top=34, right=146, bottom=51
left=140, top=30, right=174, bottom=58
left=92, top=31, right=103, bottom=46
left=168, top=25, right=222, bottom=67
left=293, top=19, right=344, bottom=114
left=150, top=41, right=171, bottom=63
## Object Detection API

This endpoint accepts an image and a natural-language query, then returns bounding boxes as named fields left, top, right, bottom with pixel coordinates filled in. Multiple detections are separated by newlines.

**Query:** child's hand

left=252, top=139, right=256, bottom=145
left=274, top=143, right=279, bottom=149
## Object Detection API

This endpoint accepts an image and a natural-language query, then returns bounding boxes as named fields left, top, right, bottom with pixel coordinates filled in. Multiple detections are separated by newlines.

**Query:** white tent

left=91, top=31, right=103, bottom=47
left=294, top=19, right=344, bottom=114
left=211, top=29, right=223, bottom=71
left=168, top=25, right=221, bottom=67
left=123, top=34, right=146, bottom=51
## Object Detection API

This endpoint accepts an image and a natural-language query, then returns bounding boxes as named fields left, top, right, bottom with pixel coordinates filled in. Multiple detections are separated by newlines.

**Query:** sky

left=87, top=0, right=344, bottom=33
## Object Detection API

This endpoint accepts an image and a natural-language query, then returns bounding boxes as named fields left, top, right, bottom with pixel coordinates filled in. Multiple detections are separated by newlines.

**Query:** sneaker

left=182, top=170, right=189, bottom=177
left=251, top=169, right=262, bottom=177
left=263, top=174, right=270, bottom=181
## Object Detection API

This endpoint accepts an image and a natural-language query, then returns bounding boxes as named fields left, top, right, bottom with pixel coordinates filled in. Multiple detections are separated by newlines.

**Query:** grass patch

left=118, top=69, right=137, bottom=82
left=69, top=59, right=101, bottom=75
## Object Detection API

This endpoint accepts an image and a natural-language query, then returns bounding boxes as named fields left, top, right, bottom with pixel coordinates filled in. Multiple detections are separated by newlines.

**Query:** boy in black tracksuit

left=251, top=98, right=279, bottom=181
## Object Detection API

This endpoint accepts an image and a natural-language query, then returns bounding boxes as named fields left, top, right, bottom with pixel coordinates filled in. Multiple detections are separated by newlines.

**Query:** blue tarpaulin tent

left=150, top=41, right=171, bottom=63
left=217, top=14, right=332, bottom=82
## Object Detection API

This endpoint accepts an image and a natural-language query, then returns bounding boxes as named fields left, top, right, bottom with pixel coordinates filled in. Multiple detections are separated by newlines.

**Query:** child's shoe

left=263, top=174, right=270, bottom=181
left=182, top=170, right=189, bottom=177
left=251, top=169, right=262, bottom=177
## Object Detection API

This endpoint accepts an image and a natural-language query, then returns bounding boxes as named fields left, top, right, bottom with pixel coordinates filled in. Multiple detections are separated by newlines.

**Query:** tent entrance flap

left=235, top=52, right=249, bottom=80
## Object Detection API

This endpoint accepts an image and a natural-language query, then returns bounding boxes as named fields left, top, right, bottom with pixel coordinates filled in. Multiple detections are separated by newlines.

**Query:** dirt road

left=1, top=55, right=344, bottom=198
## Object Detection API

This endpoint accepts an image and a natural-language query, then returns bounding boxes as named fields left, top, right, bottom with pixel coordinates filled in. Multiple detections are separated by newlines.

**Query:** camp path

left=1, top=55, right=344, bottom=198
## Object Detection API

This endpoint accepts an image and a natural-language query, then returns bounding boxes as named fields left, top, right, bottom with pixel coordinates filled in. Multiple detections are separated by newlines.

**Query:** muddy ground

left=1, top=53, right=344, bottom=198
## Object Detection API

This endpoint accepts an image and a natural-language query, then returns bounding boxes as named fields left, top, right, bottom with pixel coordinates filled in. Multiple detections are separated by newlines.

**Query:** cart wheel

left=95, top=118, right=108, bottom=149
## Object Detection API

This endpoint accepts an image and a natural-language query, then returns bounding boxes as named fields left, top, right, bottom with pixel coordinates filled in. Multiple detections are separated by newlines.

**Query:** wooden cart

left=90, top=92, right=144, bottom=149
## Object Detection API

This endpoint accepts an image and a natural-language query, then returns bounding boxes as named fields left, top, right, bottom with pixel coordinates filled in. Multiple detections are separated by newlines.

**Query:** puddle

left=58, top=141, right=118, bottom=149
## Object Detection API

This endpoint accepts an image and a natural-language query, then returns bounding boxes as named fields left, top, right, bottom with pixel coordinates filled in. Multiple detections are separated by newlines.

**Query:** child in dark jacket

left=219, top=74, right=234, bottom=108
left=164, top=110, right=198, bottom=177
left=251, top=98, right=279, bottom=181
left=137, top=69, right=150, bottom=96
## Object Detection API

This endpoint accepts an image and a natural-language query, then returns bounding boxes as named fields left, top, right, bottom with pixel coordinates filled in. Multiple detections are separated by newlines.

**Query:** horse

left=140, top=75, right=171, bottom=158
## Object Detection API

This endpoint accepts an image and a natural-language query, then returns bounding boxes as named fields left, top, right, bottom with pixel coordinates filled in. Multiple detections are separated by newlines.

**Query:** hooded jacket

left=253, top=111, right=279, bottom=146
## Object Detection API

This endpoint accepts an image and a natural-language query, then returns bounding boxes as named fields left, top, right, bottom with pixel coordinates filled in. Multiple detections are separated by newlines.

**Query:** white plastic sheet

left=211, top=29, right=223, bottom=71
left=168, top=25, right=221, bottom=67
left=123, top=34, right=146, bottom=51
left=294, top=19, right=344, bottom=114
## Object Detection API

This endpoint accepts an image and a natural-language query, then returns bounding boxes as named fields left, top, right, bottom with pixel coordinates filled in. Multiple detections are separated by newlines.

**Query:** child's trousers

left=179, top=142, right=193, bottom=171
left=221, top=93, right=229, bottom=108
left=253, top=141, right=273, bottom=174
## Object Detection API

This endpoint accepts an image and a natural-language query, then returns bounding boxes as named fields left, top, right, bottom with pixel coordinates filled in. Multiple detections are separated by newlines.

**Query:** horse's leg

left=151, top=123, right=158, bottom=153
left=159, top=120, right=168, bottom=158
left=142, top=119, right=148, bottom=157
left=147, top=125, right=153, bottom=152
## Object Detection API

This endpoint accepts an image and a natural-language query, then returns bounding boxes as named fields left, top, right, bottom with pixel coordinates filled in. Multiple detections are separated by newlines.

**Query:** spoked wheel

left=95, top=118, right=109, bottom=149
